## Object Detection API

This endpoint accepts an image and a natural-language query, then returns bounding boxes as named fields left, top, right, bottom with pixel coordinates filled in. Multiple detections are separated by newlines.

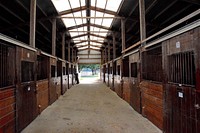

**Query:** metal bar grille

left=168, top=51, right=195, bottom=85
left=0, top=43, right=15, bottom=88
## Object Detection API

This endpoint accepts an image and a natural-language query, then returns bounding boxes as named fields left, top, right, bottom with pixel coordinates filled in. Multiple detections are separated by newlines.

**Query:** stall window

left=57, top=62, right=62, bottom=77
left=168, top=51, right=195, bottom=85
left=123, top=58, right=129, bottom=77
left=110, top=67, right=112, bottom=74
left=21, top=61, right=34, bottom=82
left=66, top=65, right=69, bottom=75
left=131, top=62, right=138, bottom=78
left=113, top=62, right=116, bottom=75
left=51, top=65, right=56, bottom=77
left=142, top=46, right=162, bottom=82
left=37, top=56, right=48, bottom=80
left=0, top=43, right=15, bottom=88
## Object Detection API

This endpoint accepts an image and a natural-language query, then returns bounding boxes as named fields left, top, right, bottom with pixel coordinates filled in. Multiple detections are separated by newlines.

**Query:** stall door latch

left=194, top=104, right=200, bottom=110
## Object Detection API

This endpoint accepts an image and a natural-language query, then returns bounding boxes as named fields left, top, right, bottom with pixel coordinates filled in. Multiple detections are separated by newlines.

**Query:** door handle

left=194, top=104, right=200, bottom=109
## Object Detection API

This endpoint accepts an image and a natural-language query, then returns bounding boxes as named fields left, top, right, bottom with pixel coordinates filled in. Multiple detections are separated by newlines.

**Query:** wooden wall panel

left=69, top=74, right=73, bottom=89
left=114, top=75, right=122, bottom=98
left=56, top=77, right=61, bottom=98
left=36, top=80, right=49, bottom=113
left=140, top=81, right=163, bottom=130
left=123, top=77, right=131, bottom=104
left=49, top=78, right=57, bottom=105
left=0, top=88, right=15, bottom=133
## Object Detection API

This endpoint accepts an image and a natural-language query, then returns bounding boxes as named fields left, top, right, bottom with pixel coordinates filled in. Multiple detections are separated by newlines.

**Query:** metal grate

left=168, top=51, right=195, bottom=85
left=21, top=61, right=34, bottom=82
left=0, top=43, right=15, bottom=88
left=142, top=46, right=162, bottom=82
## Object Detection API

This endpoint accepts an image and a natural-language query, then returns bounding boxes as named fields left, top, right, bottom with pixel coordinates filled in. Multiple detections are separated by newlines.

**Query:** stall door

left=49, top=65, right=57, bottom=105
left=165, top=51, right=198, bottom=133
left=17, top=61, right=37, bottom=131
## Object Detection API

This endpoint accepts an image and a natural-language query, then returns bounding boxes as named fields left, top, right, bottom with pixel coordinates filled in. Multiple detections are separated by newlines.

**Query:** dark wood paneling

left=123, top=77, right=131, bottom=104
left=140, top=81, right=164, bottom=130
left=49, top=78, right=57, bottom=105
left=129, top=77, right=141, bottom=113
left=0, top=88, right=15, bottom=133
left=36, top=79, right=49, bottom=113
left=114, top=75, right=122, bottom=98
left=17, top=82, right=37, bottom=132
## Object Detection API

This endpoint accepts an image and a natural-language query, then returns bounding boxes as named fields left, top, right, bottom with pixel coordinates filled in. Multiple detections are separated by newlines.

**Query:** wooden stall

left=163, top=27, right=200, bottom=133
left=129, top=52, right=141, bottom=113
left=114, top=59, right=123, bottom=98
left=68, top=63, right=73, bottom=89
left=16, top=47, right=37, bottom=132
left=122, top=56, right=131, bottom=104
left=0, top=41, right=16, bottom=133
left=36, top=51, right=49, bottom=114
left=140, top=45, right=164, bottom=130
left=49, top=57, right=57, bottom=105
left=112, top=61, right=117, bottom=91
left=62, top=61, right=68, bottom=95
left=105, top=64, right=109, bottom=87
left=109, top=61, right=113, bottom=90
left=56, top=59, right=62, bottom=98
left=101, top=65, right=106, bottom=83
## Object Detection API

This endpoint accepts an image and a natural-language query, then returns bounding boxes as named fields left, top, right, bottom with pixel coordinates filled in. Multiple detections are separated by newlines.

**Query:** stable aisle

left=22, top=79, right=161, bottom=133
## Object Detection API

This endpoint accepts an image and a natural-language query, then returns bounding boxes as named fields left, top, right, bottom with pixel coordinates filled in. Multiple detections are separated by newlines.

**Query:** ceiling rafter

left=59, top=6, right=87, bottom=16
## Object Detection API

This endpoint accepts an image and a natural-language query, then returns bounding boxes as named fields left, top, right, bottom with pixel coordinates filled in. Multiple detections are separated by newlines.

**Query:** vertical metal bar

left=190, top=52, right=194, bottom=85
left=187, top=52, right=190, bottom=84
left=182, top=53, right=185, bottom=84
left=175, top=54, right=178, bottom=83
left=113, top=32, right=116, bottom=59
left=108, top=42, right=110, bottom=62
left=52, top=19, right=56, bottom=56
left=62, top=33, right=65, bottom=60
left=68, top=41, right=70, bottom=62
left=30, top=0, right=36, bottom=48
left=121, top=19, right=126, bottom=51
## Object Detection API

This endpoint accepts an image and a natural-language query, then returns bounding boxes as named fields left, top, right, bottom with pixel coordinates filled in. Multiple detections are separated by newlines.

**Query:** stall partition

left=129, top=52, right=141, bottom=113
left=56, top=59, right=62, bottom=98
left=114, top=59, right=122, bottom=98
left=16, top=47, right=37, bottom=132
left=163, top=27, right=200, bottom=133
left=36, top=52, right=49, bottom=114
left=0, top=41, right=16, bottom=133
left=122, top=56, right=130, bottom=104
left=140, top=45, right=164, bottom=130
left=68, top=64, right=73, bottom=89
left=49, top=57, right=57, bottom=105
left=62, top=61, right=68, bottom=95
left=109, top=62, right=113, bottom=90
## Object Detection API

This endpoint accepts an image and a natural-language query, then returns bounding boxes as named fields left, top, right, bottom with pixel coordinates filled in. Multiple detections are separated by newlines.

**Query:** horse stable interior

left=0, top=0, right=200, bottom=133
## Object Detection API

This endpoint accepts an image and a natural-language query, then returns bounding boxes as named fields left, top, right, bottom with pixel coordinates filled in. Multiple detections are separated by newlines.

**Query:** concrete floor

left=22, top=78, right=162, bottom=133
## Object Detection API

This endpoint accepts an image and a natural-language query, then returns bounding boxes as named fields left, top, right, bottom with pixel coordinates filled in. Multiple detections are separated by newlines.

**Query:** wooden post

left=62, top=33, right=65, bottom=60
left=108, top=42, right=111, bottom=62
left=29, top=0, right=36, bottom=48
left=139, top=0, right=146, bottom=45
left=72, top=48, right=74, bottom=63
left=52, top=19, right=56, bottom=56
left=113, top=32, right=116, bottom=59
left=105, top=47, right=107, bottom=63
left=139, top=0, right=146, bottom=84
left=68, top=41, right=70, bottom=62
left=121, top=19, right=126, bottom=52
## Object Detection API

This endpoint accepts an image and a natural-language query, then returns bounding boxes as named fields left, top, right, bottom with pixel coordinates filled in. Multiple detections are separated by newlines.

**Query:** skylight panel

left=102, top=13, right=114, bottom=27
left=80, top=0, right=86, bottom=6
left=78, top=46, right=88, bottom=50
left=106, top=0, right=122, bottom=12
left=63, top=19, right=76, bottom=28
left=91, top=42, right=102, bottom=46
left=91, top=0, right=96, bottom=7
left=90, top=46, right=100, bottom=50
left=96, top=0, right=107, bottom=9
left=69, top=32, right=79, bottom=37
left=69, top=0, right=80, bottom=9
left=51, top=0, right=71, bottom=12
left=94, top=12, right=103, bottom=25
left=98, top=32, right=107, bottom=37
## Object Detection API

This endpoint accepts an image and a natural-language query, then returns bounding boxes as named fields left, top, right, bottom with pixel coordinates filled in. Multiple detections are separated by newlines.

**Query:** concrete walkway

left=22, top=78, right=162, bottom=133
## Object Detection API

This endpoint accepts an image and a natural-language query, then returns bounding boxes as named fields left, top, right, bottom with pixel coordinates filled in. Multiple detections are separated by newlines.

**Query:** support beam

left=62, top=33, right=65, bottom=60
left=52, top=19, right=56, bottom=56
left=59, top=6, right=87, bottom=15
left=121, top=19, right=126, bottom=51
left=108, top=42, right=111, bottom=61
left=113, top=33, right=116, bottom=59
left=68, top=41, right=71, bottom=62
left=29, top=0, right=36, bottom=48
left=139, top=0, right=146, bottom=45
